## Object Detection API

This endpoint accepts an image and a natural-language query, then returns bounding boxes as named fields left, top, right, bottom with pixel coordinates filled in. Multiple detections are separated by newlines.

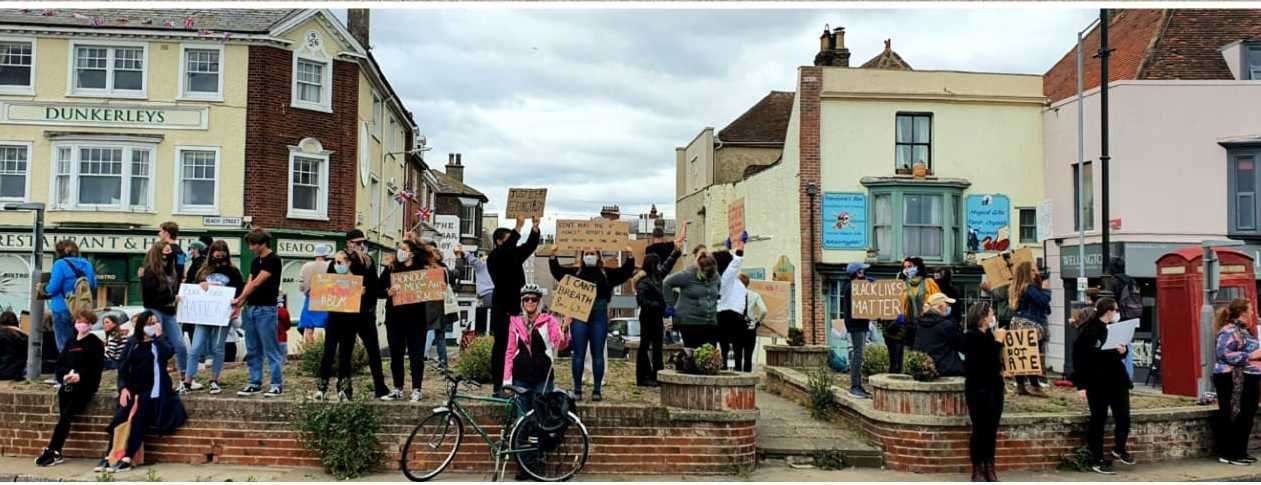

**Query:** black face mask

left=212, top=257, right=228, bottom=266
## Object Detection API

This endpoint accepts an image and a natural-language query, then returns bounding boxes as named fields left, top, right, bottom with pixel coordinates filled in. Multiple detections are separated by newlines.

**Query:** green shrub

left=692, top=344, right=723, bottom=375
left=1058, top=447, right=1092, bottom=472
left=806, top=367, right=837, bottom=419
left=294, top=398, right=384, bottom=480
left=904, top=350, right=938, bottom=382
left=787, top=327, right=806, bottom=347
left=861, top=344, right=890, bottom=377
left=455, top=336, right=494, bottom=383
left=299, top=335, right=369, bottom=378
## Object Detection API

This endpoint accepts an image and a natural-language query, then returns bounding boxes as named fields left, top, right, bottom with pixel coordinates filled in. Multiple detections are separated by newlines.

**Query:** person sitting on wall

left=911, top=292, right=965, bottom=377
left=0, top=310, right=28, bottom=381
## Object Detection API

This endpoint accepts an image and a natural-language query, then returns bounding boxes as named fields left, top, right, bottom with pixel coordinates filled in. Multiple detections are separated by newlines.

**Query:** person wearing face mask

left=1071, top=297, right=1133, bottom=475
left=487, top=217, right=542, bottom=395
left=179, top=241, right=244, bottom=396
left=317, top=248, right=389, bottom=401
left=297, top=244, right=334, bottom=346
left=35, top=310, right=104, bottom=467
left=1010, top=261, right=1052, bottom=397
left=548, top=246, right=636, bottom=402
left=379, top=240, right=435, bottom=402
left=95, top=311, right=187, bottom=474
left=140, top=241, right=189, bottom=383
left=911, top=292, right=965, bottom=377
left=1212, top=298, right=1261, bottom=467
left=664, top=250, right=723, bottom=350
left=962, top=301, right=1006, bottom=482
left=893, top=257, right=939, bottom=374
left=634, top=231, right=685, bottom=386
left=44, top=240, right=97, bottom=353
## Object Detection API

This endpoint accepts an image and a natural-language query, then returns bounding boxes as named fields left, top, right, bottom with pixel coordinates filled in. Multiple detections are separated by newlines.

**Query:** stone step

left=757, top=438, right=886, bottom=468
left=754, top=388, right=884, bottom=469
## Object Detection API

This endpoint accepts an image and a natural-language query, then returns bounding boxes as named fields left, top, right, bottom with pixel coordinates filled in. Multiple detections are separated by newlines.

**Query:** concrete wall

left=713, top=146, right=781, bottom=185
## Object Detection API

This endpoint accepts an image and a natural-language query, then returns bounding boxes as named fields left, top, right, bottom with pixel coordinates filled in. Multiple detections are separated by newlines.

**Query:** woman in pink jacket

left=503, top=284, right=570, bottom=414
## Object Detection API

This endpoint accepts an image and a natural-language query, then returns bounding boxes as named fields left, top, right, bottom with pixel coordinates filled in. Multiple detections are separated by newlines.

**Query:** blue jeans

left=150, top=309, right=187, bottom=376
left=570, top=302, right=609, bottom=396
left=512, top=379, right=554, bottom=417
left=51, top=310, right=73, bottom=353
left=185, top=324, right=228, bottom=381
left=243, top=305, right=283, bottom=387
left=425, top=328, right=448, bottom=368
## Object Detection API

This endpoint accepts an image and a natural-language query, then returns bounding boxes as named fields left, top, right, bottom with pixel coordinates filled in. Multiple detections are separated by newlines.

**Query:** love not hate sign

left=1002, top=328, right=1042, bottom=377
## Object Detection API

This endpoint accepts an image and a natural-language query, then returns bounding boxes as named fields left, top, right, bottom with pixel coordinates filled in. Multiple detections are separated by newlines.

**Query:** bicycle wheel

left=401, top=411, right=464, bottom=482
left=510, top=411, right=590, bottom=482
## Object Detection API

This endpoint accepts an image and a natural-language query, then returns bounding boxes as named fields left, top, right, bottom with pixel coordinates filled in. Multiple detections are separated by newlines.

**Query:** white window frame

left=1249, top=46, right=1261, bottom=81
left=0, top=140, right=33, bottom=202
left=0, top=36, right=36, bottom=95
left=177, top=43, right=224, bottom=102
left=48, top=140, right=156, bottom=211
left=369, top=176, right=382, bottom=231
left=459, top=197, right=479, bottom=238
left=291, top=55, right=332, bottom=113
left=173, top=145, right=221, bottom=215
left=287, top=140, right=331, bottom=220
left=66, top=40, right=148, bottom=99
left=370, top=94, right=382, bottom=140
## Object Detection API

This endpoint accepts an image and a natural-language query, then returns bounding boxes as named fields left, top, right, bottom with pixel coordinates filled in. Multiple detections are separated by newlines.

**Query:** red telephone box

left=1155, top=247, right=1257, bottom=397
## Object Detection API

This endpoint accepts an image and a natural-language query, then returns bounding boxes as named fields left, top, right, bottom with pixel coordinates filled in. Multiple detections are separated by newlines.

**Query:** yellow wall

left=0, top=35, right=249, bottom=230
left=816, top=68, right=1045, bottom=264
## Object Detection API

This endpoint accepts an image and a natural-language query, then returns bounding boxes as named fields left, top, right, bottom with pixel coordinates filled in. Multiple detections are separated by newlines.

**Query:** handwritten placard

left=551, top=275, right=597, bottom=320
left=748, top=280, right=790, bottom=338
left=982, top=254, right=1014, bottom=288
left=555, top=219, right=629, bottom=252
left=310, top=273, right=363, bottom=313
left=506, top=188, right=547, bottom=220
left=728, top=198, right=745, bottom=241
left=1001, top=328, right=1042, bottom=377
left=175, top=284, right=235, bottom=326
left=851, top=280, right=903, bottom=320
left=392, top=269, right=448, bottom=305
left=629, top=239, right=649, bottom=268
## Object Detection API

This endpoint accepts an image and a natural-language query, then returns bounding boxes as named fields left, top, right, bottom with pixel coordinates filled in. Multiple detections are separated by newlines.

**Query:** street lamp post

left=1097, top=8, right=1115, bottom=297
left=3, top=202, right=46, bottom=382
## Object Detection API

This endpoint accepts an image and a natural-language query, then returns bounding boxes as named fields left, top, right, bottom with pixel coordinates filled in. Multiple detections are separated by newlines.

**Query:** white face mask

left=396, top=250, right=410, bottom=263
left=583, top=255, right=599, bottom=266
left=143, top=325, right=158, bottom=337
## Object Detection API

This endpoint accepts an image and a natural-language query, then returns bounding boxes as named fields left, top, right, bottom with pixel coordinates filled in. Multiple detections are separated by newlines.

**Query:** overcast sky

left=338, top=7, right=1097, bottom=230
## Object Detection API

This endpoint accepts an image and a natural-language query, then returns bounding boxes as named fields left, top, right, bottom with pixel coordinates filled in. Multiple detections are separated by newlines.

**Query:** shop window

left=176, top=147, right=219, bottom=213
left=180, top=44, right=222, bottom=100
left=71, top=42, right=146, bottom=97
left=51, top=142, right=153, bottom=211
left=0, top=38, right=34, bottom=94
left=0, top=142, right=30, bottom=201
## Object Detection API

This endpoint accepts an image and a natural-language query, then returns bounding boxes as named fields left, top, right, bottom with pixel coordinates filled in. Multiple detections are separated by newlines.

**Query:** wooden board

left=850, top=279, right=903, bottom=320
left=551, top=275, right=597, bottom=320
left=728, top=198, right=745, bottom=241
left=1001, top=327, right=1043, bottom=377
left=309, top=273, right=363, bottom=313
left=391, top=269, right=448, bottom=305
left=555, top=219, right=630, bottom=252
left=505, top=188, right=547, bottom=220
left=748, top=280, right=790, bottom=338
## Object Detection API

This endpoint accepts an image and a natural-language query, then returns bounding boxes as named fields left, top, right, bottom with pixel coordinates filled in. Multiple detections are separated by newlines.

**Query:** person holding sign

left=140, top=241, right=189, bottom=383
left=1212, top=298, right=1261, bottom=467
left=488, top=217, right=542, bottom=395
left=549, top=247, right=636, bottom=402
left=317, top=239, right=389, bottom=401
left=1009, top=261, right=1051, bottom=397
left=297, top=244, right=333, bottom=346
left=713, top=234, right=748, bottom=371
left=892, top=257, right=940, bottom=374
left=178, top=241, right=244, bottom=396
left=1071, top=298, right=1133, bottom=475
left=380, top=240, right=451, bottom=402
left=634, top=233, right=685, bottom=386
left=842, top=263, right=875, bottom=398
left=962, top=301, right=1006, bottom=482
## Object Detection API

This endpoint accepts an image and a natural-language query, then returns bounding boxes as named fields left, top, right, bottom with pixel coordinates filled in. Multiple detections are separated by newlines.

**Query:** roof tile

left=717, top=91, right=794, bottom=144
left=0, top=8, right=297, bottom=33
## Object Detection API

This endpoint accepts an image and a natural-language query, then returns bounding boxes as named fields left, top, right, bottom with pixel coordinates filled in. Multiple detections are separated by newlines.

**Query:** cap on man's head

left=345, top=229, right=366, bottom=241
left=926, top=292, right=957, bottom=307
left=199, top=235, right=215, bottom=247
left=846, top=263, right=870, bottom=278
left=189, top=241, right=207, bottom=252
left=314, top=243, right=334, bottom=258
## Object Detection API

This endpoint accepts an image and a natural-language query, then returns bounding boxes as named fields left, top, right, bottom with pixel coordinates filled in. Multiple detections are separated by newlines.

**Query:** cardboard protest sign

left=748, top=280, right=790, bottom=338
left=850, top=280, right=903, bottom=320
left=555, top=219, right=629, bottom=252
left=551, top=275, right=597, bottom=320
left=1001, top=328, right=1042, bottom=377
left=728, top=198, right=746, bottom=241
left=309, top=273, right=363, bottom=313
left=506, top=188, right=547, bottom=220
left=982, top=254, right=1014, bottom=288
left=1010, top=247, right=1035, bottom=271
left=391, top=269, right=448, bottom=305
left=176, top=284, right=235, bottom=326
left=628, top=239, right=649, bottom=268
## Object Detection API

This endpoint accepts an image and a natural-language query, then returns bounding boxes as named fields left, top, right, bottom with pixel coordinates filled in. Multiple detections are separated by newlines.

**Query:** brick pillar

left=797, top=66, right=824, bottom=345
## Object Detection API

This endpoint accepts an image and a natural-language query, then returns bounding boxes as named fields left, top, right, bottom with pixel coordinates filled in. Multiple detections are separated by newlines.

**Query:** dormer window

left=1250, top=44, right=1261, bottom=80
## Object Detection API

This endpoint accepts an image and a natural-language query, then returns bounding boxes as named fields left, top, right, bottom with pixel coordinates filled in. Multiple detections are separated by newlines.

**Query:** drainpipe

left=1075, top=18, right=1098, bottom=298
left=806, top=183, right=819, bottom=345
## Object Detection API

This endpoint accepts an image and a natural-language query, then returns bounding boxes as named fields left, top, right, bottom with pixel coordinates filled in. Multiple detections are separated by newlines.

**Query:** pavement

left=755, top=388, right=884, bottom=468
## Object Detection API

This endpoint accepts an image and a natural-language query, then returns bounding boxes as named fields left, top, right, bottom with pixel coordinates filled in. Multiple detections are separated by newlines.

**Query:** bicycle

left=400, top=366, right=590, bottom=482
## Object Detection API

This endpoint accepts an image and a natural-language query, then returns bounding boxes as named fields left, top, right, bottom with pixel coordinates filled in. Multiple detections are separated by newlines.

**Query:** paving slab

left=755, top=388, right=883, bottom=468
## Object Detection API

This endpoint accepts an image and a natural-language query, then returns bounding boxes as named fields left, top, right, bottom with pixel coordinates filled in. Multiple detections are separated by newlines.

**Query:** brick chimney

left=348, top=9, right=370, bottom=50
left=813, top=25, right=851, bottom=67
left=446, top=153, right=464, bottom=183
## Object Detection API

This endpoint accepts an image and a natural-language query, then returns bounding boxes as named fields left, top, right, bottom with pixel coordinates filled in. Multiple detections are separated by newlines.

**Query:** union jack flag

left=393, top=190, right=416, bottom=204
left=415, top=207, right=432, bottom=221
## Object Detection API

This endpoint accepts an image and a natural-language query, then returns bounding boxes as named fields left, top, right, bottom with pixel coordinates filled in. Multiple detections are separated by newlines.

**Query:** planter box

left=763, top=344, right=830, bottom=369
left=658, top=369, right=760, bottom=412
left=870, top=373, right=968, bottom=417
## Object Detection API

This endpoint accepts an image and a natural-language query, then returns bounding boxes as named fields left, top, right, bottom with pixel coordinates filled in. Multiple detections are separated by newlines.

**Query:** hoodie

left=663, top=266, right=721, bottom=328
left=911, top=310, right=965, bottom=377
left=46, top=257, right=97, bottom=314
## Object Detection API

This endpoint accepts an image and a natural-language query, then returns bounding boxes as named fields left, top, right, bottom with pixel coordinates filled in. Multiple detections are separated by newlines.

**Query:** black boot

left=985, top=461, right=999, bottom=482
left=972, top=464, right=985, bottom=482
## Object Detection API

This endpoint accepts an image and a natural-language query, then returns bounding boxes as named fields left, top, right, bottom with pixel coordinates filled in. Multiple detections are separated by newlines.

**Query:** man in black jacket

left=911, top=293, right=965, bottom=377
left=487, top=217, right=540, bottom=394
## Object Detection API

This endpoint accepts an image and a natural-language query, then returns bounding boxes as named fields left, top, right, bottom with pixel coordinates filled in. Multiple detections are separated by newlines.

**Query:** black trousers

left=385, top=318, right=426, bottom=390
left=887, top=339, right=906, bottom=374
left=736, top=327, right=757, bottom=373
left=48, top=388, right=93, bottom=452
left=1086, top=384, right=1131, bottom=462
left=320, top=314, right=388, bottom=398
left=1214, top=372, right=1261, bottom=460
left=680, top=325, right=718, bottom=349
left=104, top=395, right=157, bottom=461
left=490, top=306, right=513, bottom=391
left=966, top=385, right=1004, bottom=466
left=717, top=311, right=744, bottom=371
left=636, top=316, right=664, bottom=385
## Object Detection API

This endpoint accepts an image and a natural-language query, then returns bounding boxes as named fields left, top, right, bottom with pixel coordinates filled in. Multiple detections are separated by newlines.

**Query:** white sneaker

left=410, top=389, right=422, bottom=402
left=380, top=389, right=403, bottom=401
left=189, top=381, right=205, bottom=391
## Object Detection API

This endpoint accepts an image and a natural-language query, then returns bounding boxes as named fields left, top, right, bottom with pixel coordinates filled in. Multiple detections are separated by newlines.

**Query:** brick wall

left=0, top=390, right=754, bottom=475
left=765, top=366, right=1261, bottom=473
left=244, top=46, right=360, bottom=232
left=796, top=66, right=825, bottom=345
